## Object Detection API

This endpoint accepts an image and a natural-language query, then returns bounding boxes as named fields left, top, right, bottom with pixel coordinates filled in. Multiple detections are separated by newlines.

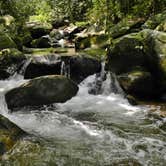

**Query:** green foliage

left=30, top=0, right=53, bottom=23
left=87, top=0, right=166, bottom=29
left=0, top=0, right=166, bottom=35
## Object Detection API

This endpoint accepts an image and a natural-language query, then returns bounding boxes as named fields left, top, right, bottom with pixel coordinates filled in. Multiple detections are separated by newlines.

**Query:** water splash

left=0, top=65, right=166, bottom=165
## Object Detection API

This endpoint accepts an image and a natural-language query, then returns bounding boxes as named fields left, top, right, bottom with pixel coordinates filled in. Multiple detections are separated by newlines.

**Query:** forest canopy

left=0, top=0, right=166, bottom=25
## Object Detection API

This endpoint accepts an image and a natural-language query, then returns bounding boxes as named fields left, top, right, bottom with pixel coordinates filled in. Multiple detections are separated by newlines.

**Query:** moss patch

left=79, top=48, right=106, bottom=60
left=23, top=47, right=68, bottom=56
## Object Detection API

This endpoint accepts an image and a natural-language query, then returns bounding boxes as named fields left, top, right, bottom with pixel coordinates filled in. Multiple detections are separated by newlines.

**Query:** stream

left=0, top=70, right=166, bottom=165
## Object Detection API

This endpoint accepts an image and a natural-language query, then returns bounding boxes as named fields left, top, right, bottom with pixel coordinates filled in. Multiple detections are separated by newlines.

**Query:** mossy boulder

left=156, top=22, right=166, bottom=32
left=21, top=31, right=33, bottom=47
left=118, top=70, right=156, bottom=98
left=5, top=75, right=79, bottom=109
left=0, top=15, right=15, bottom=26
left=0, top=32, right=17, bottom=50
left=0, top=48, right=26, bottom=79
left=31, top=36, right=51, bottom=48
left=0, top=114, right=26, bottom=155
left=141, top=30, right=166, bottom=90
left=52, top=18, right=70, bottom=29
left=26, top=22, right=52, bottom=39
left=75, top=33, right=108, bottom=50
left=50, top=29, right=64, bottom=40
left=108, top=33, right=145, bottom=74
left=107, top=29, right=166, bottom=98
left=110, top=18, right=145, bottom=39
left=143, top=11, right=166, bottom=31
left=75, top=35, right=91, bottom=50
left=69, top=55, right=101, bottom=83
left=67, top=24, right=88, bottom=40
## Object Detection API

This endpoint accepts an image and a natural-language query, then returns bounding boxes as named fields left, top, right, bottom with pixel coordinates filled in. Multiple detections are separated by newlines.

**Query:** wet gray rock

left=5, top=75, right=79, bottom=109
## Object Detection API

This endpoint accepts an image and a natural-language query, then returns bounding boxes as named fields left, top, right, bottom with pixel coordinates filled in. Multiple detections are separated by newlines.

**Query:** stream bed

left=0, top=74, right=166, bottom=166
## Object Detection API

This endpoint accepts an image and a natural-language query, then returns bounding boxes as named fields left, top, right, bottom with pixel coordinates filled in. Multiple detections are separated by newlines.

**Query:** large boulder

left=110, top=18, right=145, bottom=39
left=0, top=32, right=16, bottom=50
left=24, top=54, right=101, bottom=83
left=156, top=22, right=166, bottom=32
left=0, top=48, right=26, bottom=79
left=24, top=54, right=61, bottom=79
left=75, top=33, right=108, bottom=50
left=107, top=32, right=145, bottom=74
left=21, top=30, right=33, bottom=47
left=69, top=55, right=101, bottom=83
left=50, top=29, right=64, bottom=40
left=0, top=114, right=26, bottom=155
left=75, top=35, right=91, bottom=50
left=107, top=29, right=166, bottom=98
left=143, top=11, right=166, bottom=31
left=141, top=30, right=166, bottom=91
left=66, top=25, right=88, bottom=40
left=51, top=19, right=70, bottom=29
left=5, top=75, right=79, bottom=109
left=26, top=22, right=52, bottom=39
left=118, top=70, right=157, bottom=98
left=31, top=35, right=51, bottom=48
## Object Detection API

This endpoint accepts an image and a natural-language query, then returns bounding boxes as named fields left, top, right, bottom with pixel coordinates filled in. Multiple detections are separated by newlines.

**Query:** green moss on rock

left=118, top=70, right=156, bottom=98
left=0, top=48, right=26, bottom=79
left=0, top=32, right=16, bottom=50
left=0, top=115, right=26, bottom=155
left=143, top=11, right=166, bottom=31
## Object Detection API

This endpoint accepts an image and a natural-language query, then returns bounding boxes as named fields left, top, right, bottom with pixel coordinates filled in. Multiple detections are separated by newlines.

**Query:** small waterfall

left=89, top=62, right=124, bottom=96
left=8, top=58, right=32, bottom=79
left=110, top=72, right=124, bottom=94
left=60, top=61, right=70, bottom=78
left=33, top=54, right=60, bottom=64
left=89, top=62, right=106, bottom=95
left=18, top=58, right=32, bottom=75
left=58, top=39, right=65, bottom=48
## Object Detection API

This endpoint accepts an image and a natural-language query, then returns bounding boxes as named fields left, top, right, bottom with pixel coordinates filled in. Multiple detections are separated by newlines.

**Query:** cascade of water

left=89, top=62, right=106, bottom=95
left=60, top=61, right=70, bottom=78
left=7, top=57, right=32, bottom=80
left=18, top=58, right=32, bottom=75
left=33, top=54, right=60, bottom=65
left=89, top=62, right=124, bottom=96
left=58, top=39, right=65, bottom=48
left=102, top=72, right=124, bottom=95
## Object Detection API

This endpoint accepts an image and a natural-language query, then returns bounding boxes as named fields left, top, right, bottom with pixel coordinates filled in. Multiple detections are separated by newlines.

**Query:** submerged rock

left=0, top=114, right=26, bottom=155
left=5, top=75, right=79, bottom=109
left=0, top=48, right=26, bottom=79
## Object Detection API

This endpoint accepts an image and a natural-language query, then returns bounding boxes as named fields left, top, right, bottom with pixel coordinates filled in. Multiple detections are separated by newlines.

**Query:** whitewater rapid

left=0, top=73, right=166, bottom=165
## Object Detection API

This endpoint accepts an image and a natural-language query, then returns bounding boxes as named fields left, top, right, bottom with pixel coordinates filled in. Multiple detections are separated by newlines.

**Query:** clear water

left=0, top=74, right=166, bottom=166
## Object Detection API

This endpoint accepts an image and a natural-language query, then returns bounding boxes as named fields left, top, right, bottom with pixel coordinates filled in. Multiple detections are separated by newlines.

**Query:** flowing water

left=0, top=71, right=166, bottom=165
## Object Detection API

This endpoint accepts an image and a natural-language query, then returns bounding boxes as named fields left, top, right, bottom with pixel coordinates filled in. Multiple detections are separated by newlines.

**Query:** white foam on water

left=0, top=70, right=166, bottom=165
